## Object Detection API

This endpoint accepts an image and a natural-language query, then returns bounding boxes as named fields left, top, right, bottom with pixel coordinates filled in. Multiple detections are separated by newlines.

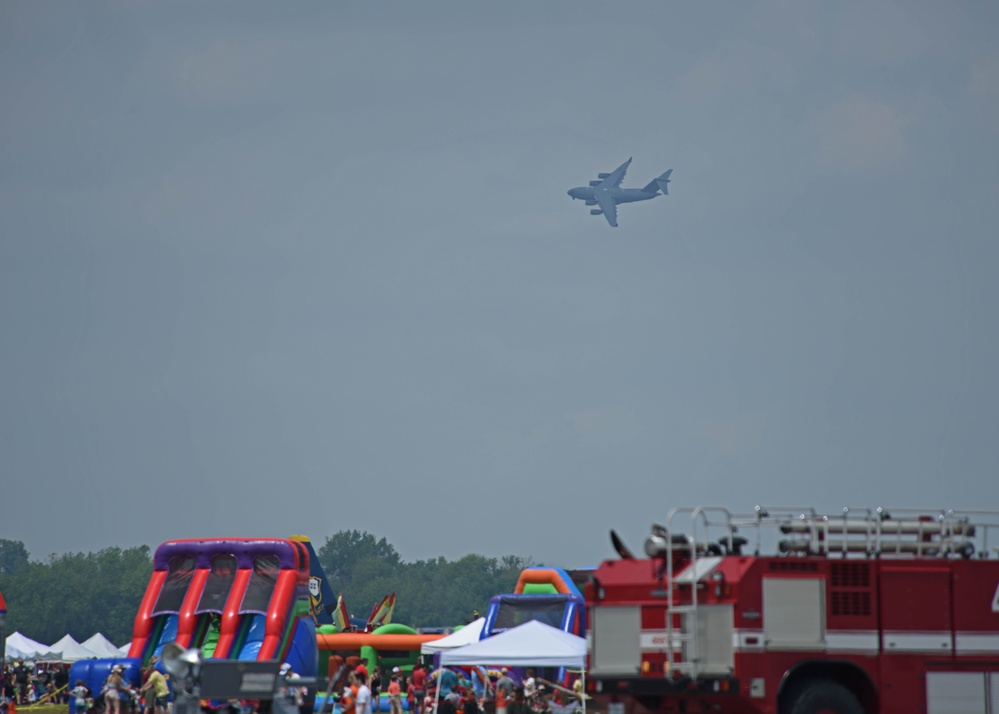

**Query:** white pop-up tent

left=420, top=618, right=486, bottom=654
left=43, top=635, right=101, bottom=662
left=82, top=633, right=127, bottom=659
left=437, top=620, right=588, bottom=714
left=5, top=632, right=52, bottom=661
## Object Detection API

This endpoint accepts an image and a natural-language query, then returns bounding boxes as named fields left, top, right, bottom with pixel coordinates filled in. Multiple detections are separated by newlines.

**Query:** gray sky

left=2, top=2, right=998, bottom=570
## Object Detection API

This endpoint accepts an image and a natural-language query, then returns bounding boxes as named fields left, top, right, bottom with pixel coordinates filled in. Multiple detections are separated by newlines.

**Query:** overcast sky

left=2, top=2, right=998, bottom=571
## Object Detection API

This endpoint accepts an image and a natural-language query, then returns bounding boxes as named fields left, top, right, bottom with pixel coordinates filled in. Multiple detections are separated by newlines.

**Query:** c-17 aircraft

left=567, top=158, right=672, bottom=227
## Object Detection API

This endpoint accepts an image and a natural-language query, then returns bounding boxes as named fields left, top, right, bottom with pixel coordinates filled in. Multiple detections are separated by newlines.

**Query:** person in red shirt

left=411, top=664, right=427, bottom=714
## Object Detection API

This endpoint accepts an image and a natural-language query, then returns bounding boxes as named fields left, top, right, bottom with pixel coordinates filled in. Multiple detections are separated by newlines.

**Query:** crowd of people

left=328, top=662, right=578, bottom=714
left=1, top=661, right=71, bottom=707
left=0, top=658, right=172, bottom=714
left=3, top=658, right=580, bottom=714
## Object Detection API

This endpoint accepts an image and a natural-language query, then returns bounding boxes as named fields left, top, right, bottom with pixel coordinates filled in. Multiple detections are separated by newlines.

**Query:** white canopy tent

left=5, top=642, right=34, bottom=662
left=82, top=633, right=127, bottom=659
left=437, top=621, right=587, bottom=714
left=420, top=618, right=486, bottom=654
left=5, top=632, right=52, bottom=661
left=43, top=635, right=101, bottom=662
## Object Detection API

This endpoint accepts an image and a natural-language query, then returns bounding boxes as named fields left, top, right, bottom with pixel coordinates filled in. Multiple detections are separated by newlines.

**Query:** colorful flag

left=367, top=593, right=396, bottom=629
left=332, top=594, right=349, bottom=632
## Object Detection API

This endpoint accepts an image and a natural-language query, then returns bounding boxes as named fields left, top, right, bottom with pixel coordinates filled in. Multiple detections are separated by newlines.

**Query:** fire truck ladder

left=662, top=507, right=738, bottom=680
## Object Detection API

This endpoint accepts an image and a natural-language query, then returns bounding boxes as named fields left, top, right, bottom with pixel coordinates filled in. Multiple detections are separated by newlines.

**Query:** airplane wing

left=597, top=157, right=631, bottom=188
left=594, top=191, right=619, bottom=227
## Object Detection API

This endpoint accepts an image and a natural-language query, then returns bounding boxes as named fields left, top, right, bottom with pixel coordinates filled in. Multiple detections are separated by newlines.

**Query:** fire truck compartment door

left=879, top=566, right=953, bottom=652
left=590, top=605, right=640, bottom=676
left=689, top=604, right=734, bottom=675
left=926, top=672, right=987, bottom=714
left=763, top=578, right=825, bottom=649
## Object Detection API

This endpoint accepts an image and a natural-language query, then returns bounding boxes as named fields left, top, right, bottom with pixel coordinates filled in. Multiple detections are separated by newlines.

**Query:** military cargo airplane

left=567, top=158, right=672, bottom=227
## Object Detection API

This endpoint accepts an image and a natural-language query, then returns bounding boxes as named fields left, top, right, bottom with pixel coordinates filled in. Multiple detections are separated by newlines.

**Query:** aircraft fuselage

left=567, top=186, right=658, bottom=204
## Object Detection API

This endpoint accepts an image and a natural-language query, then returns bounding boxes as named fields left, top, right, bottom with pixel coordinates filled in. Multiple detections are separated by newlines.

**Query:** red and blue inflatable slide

left=128, top=538, right=317, bottom=675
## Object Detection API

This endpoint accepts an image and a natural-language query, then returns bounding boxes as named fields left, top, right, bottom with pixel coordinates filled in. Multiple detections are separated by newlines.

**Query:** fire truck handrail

left=657, top=505, right=999, bottom=560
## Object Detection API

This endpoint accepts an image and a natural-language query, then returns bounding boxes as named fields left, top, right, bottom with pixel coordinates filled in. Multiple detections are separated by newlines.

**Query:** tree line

left=0, top=535, right=532, bottom=647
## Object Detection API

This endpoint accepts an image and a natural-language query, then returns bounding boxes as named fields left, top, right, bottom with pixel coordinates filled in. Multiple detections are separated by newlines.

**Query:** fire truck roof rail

left=655, top=506, right=999, bottom=560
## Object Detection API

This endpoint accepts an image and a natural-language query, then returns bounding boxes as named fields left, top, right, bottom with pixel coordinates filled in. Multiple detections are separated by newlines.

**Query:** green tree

left=0, top=539, right=29, bottom=575
left=0, top=545, right=151, bottom=644
left=317, top=530, right=401, bottom=592
left=0, top=530, right=536, bottom=643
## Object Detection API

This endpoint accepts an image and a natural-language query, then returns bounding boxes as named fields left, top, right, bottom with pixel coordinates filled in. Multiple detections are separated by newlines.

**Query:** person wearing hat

left=103, top=666, right=129, bottom=714
left=278, top=664, right=307, bottom=714
left=495, top=670, right=514, bottom=714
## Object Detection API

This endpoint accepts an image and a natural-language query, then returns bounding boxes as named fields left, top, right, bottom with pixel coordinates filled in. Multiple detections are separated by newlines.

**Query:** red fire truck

left=585, top=506, right=999, bottom=714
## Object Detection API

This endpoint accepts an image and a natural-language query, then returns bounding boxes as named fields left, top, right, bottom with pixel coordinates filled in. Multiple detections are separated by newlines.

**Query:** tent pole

left=433, top=669, right=442, bottom=714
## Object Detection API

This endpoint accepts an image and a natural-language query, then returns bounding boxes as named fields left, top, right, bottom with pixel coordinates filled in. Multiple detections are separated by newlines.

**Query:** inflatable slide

left=127, top=538, right=317, bottom=676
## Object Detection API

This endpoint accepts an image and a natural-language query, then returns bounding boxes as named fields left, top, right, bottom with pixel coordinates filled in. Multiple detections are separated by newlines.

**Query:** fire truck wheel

left=788, top=680, right=863, bottom=714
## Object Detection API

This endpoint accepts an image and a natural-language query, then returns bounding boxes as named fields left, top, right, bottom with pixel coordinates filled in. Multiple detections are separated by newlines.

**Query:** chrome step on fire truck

left=585, top=506, right=999, bottom=714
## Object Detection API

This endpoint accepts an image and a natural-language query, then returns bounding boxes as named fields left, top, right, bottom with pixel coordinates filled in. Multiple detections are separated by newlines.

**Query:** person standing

left=70, top=680, right=89, bottom=714
left=411, top=663, right=426, bottom=714
left=339, top=673, right=358, bottom=714
left=369, top=668, right=381, bottom=714
left=387, top=674, right=402, bottom=714
left=138, top=666, right=169, bottom=714
left=507, top=690, right=531, bottom=714
left=521, top=671, right=536, bottom=710
left=54, top=668, right=70, bottom=705
left=463, top=688, right=480, bottom=714
left=103, top=666, right=127, bottom=714
left=13, top=663, right=28, bottom=705
left=494, top=670, right=514, bottom=714
left=355, top=671, right=372, bottom=714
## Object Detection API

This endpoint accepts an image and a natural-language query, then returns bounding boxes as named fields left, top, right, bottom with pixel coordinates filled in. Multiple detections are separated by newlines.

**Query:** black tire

left=789, top=680, right=863, bottom=714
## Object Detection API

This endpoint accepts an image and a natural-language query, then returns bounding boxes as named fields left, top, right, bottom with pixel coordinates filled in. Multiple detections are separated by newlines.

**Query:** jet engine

left=585, top=200, right=598, bottom=206
left=597, top=172, right=611, bottom=179
left=590, top=209, right=603, bottom=215
left=588, top=180, right=602, bottom=186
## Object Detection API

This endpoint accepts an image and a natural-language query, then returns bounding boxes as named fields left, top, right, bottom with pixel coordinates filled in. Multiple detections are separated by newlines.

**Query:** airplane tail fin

left=289, top=535, right=338, bottom=626
left=644, top=169, right=672, bottom=195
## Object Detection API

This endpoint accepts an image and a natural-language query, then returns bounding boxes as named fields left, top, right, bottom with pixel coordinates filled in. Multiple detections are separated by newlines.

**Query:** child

left=70, top=681, right=90, bottom=714
left=387, top=675, right=403, bottom=714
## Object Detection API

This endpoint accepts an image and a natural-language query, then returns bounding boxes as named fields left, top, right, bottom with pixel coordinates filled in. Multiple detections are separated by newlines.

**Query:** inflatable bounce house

left=70, top=538, right=319, bottom=711
left=482, top=567, right=587, bottom=638
left=480, top=567, right=590, bottom=689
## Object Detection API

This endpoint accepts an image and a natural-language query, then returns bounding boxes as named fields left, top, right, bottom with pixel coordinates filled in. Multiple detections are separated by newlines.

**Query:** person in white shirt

left=355, top=671, right=373, bottom=714
left=522, top=669, right=537, bottom=708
